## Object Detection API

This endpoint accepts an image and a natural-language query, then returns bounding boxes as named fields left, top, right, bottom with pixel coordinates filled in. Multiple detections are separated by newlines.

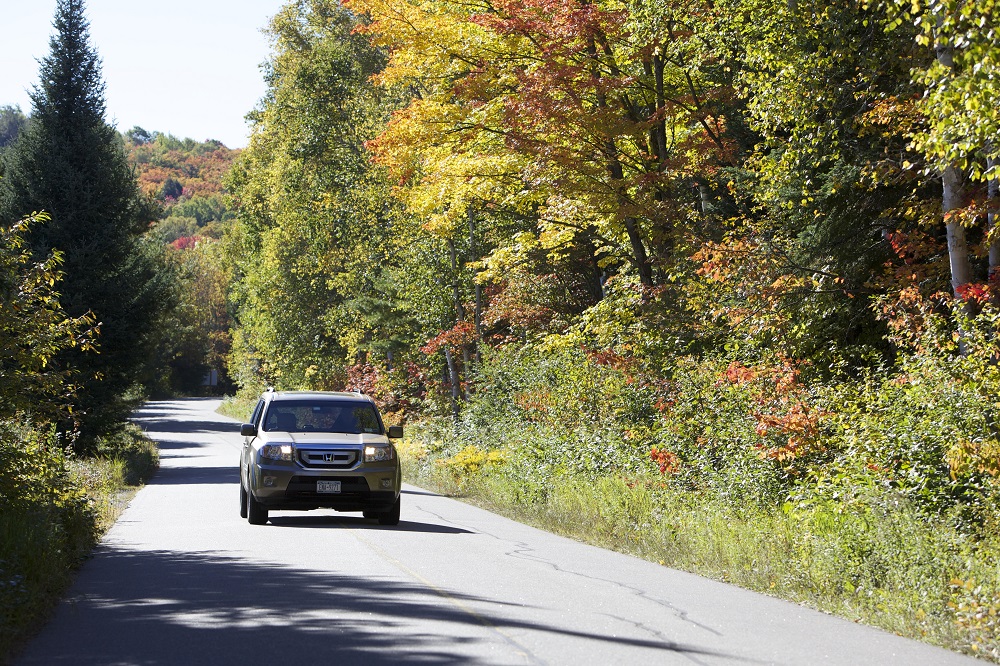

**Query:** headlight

left=364, top=445, right=394, bottom=462
left=260, top=444, right=293, bottom=461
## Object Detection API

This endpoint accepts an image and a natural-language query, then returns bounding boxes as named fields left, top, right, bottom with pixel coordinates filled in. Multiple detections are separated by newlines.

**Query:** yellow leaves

left=476, top=232, right=540, bottom=283
left=946, top=438, right=1000, bottom=481
left=438, top=444, right=506, bottom=478
left=348, top=0, right=500, bottom=88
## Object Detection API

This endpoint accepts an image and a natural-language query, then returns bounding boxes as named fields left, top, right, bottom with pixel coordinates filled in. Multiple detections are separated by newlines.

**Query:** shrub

left=0, top=421, right=95, bottom=658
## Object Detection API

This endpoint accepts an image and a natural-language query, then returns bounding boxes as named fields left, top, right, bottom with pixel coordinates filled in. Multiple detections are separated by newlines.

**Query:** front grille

left=297, top=448, right=359, bottom=469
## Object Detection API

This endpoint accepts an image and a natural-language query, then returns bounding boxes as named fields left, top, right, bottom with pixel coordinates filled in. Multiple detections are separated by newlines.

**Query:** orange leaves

left=352, top=0, right=739, bottom=284
left=857, top=95, right=922, bottom=139
left=472, top=0, right=626, bottom=53
left=718, top=359, right=826, bottom=466
left=128, top=138, right=238, bottom=202
left=690, top=236, right=807, bottom=338
left=649, top=446, right=680, bottom=475
left=752, top=401, right=822, bottom=463
left=515, top=390, right=553, bottom=421
left=721, top=361, right=756, bottom=384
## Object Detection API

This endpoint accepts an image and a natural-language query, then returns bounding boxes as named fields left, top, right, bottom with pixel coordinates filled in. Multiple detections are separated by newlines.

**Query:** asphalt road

left=15, top=399, right=982, bottom=665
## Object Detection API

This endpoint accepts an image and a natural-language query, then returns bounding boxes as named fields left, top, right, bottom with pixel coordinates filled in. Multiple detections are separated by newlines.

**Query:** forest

left=3, top=0, right=1000, bottom=660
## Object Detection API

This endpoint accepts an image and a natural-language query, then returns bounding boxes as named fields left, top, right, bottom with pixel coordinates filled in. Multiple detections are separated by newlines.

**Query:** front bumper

left=250, top=460, right=400, bottom=512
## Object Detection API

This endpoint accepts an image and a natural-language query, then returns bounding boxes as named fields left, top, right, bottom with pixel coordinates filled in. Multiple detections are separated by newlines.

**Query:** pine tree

left=0, top=0, right=167, bottom=449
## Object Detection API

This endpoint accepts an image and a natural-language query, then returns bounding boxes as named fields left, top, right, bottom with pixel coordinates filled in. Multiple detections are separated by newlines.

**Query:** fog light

left=380, top=479, right=392, bottom=489
left=263, top=476, right=277, bottom=487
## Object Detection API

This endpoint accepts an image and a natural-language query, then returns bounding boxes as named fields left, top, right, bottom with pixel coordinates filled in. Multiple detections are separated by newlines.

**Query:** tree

left=125, top=125, right=153, bottom=145
left=225, top=0, right=410, bottom=392
left=0, top=214, right=96, bottom=421
left=0, top=105, right=28, bottom=151
left=0, top=0, right=168, bottom=448
left=876, top=0, right=1000, bottom=305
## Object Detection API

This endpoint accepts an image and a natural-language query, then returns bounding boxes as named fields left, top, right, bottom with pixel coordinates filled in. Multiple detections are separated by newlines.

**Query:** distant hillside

left=124, top=128, right=239, bottom=245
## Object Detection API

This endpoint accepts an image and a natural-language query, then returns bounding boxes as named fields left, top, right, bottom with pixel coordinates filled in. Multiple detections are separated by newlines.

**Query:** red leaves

left=420, top=320, right=478, bottom=355
left=129, top=139, right=238, bottom=201
left=170, top=236, right=203, bottom=250
left=955, top=282, right=993, bottom=305
left=515, top=390, right=552, bottom=421
left=471, top=0, right=623, bottom=48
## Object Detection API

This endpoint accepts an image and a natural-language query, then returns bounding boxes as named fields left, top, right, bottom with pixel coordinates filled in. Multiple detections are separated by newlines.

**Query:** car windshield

left=262, top=400, right=382, bottom=434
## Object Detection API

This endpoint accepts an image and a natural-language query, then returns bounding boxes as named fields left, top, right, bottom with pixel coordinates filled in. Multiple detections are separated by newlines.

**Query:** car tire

left=239, top=478, right=248, bottom=519
left=377, top=496, right=400, bottom=526
left=247, top=489, right=269, bottom=525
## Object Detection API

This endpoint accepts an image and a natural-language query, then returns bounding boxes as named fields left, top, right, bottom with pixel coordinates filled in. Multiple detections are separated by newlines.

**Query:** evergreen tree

left=0, top=105, right=28, bottom=151
left=0, top=0, right=167, bottom=449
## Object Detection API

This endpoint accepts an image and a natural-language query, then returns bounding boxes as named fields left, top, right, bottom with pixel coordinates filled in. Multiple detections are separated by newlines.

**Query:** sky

left=2, top=0, right=286, bottom=149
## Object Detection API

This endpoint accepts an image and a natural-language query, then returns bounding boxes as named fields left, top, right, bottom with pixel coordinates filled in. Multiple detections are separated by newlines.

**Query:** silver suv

left=238, top=390, right=402, bottom=526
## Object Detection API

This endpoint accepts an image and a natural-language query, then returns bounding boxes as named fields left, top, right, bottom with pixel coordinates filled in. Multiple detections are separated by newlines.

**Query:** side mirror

left=240, top=423, right=258, bottom=437
left=387, top=425, right=403, bottom=439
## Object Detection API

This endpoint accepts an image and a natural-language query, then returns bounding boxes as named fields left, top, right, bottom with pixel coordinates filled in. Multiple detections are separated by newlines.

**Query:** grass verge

left=397, top=432, right=1000, bottom=663
left=217, top=393, right=255, bottom=423
left=0, top=423, right=158, bottom=664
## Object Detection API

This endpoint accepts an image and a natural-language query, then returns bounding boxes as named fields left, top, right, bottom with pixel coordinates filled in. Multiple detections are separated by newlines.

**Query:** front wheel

left=247, top=488, right=269, bottom=525
left=377, top=496, right=400, bottom=526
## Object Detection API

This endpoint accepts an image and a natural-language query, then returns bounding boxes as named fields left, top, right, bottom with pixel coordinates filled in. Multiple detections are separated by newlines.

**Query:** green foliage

left=877, top=0, right=1000, bottom=180
left=0, top=214, right=96, bottom=421
left=123, top=129, right=239, bottom=396
left=145, top=238, right=232, bottom=396
left=401, top=397, right=1000, bottom=659
left=0, top=420, right=94, bottom=660
left=0, top=420, right=157, bottom=662
left=224, top=0, right=417, bottom=392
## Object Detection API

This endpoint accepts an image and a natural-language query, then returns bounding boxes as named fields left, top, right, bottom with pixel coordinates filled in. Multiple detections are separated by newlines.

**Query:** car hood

left=271, top=432, right=391, bottom=447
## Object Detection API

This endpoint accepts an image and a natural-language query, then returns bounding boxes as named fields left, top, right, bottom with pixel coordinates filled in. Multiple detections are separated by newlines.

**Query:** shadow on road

left=147, top=466, right=239, bottom=486
left=267, top=515, right=474, bottom=535
left=17, top=548, right=750, bottom=665
left=401, top=488, right=441, bottom=498
left=132, top=419, right=239, bottom=435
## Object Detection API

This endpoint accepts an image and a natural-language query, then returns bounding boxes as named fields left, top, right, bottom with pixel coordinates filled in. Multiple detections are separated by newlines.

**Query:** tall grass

left=217, top=393, right=256, bottom=422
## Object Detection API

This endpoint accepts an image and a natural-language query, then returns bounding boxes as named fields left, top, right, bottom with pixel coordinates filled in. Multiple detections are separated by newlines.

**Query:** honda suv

left=238, top=389, right=403, bottom=526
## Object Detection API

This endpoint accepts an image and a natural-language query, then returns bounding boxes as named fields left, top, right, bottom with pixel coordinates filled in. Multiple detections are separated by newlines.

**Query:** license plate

left=317, top=480, right=342, bottom=493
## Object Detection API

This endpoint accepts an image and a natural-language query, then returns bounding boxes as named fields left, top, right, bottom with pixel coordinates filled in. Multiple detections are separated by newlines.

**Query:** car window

left=250, top=400, right=265, bottom=426
left=261, top=400, right=382, bottom=434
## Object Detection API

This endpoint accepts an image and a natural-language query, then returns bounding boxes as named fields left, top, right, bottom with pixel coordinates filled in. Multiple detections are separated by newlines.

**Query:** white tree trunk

left=943, top=164, right=973, bottom=296
left=935, top=19, right=974, bottom=310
